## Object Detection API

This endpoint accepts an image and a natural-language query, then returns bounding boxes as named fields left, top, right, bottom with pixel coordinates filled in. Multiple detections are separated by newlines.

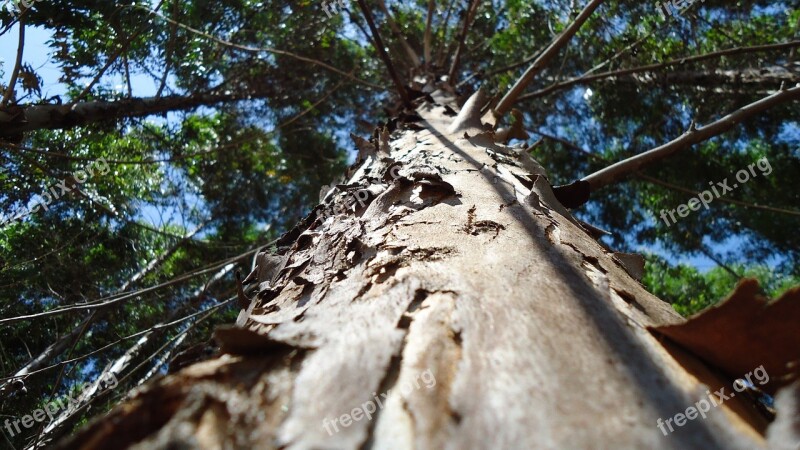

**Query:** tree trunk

left=58, top=89, right=772, bottom=449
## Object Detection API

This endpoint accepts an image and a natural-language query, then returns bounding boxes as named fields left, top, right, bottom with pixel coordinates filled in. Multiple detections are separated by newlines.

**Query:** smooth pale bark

left=59, top=90, right=771, bottom=449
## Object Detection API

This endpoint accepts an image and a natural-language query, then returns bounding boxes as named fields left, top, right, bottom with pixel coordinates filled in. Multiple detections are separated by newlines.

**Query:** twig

left=156, top=0, right=180, bottom=97
left=375, top=0, right=421, bottom=67
left=276, top=78, right=348, bottom=129
left=435, top=0, right=458, bottom=67
left=0, top=246, right=259, bottom=325
left=71, top=0, right=168, bottom=105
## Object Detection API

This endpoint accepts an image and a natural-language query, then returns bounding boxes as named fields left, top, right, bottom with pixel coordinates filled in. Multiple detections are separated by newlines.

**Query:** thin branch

left=123, top=53, right=133, bottom=98
left=276, top=78, right=348, bottom=129
left=579, top=21, right=668, bottom=78
left=2, top=141, right=228, bottom=164
left=447, top=0, right=480, bottom=84
left=30, top=313, right=93, bottom=450
left=435, top=0, right=458, bottom=67
left=156, top=0, right=180, bottom=98
left=375, top=0, right=422, bottom=67
left=533, top=130, right=800, bottom=219
left=519, top=41, right=800, bottom=101
left=0, top=297, right=235, bottom=384
left=424, top=0, right=435, bottom=67
left=356, top=0, right=410, bottom=106
left=0, top=245, right=258, bottom=325
left=31, top=268, right=235, bottom=447
left=136, top=5, right=386, bottom=92
left=71, top=0, right=167, bottom=105
left=581, top=84, right=800, bottom=190
left=1, top=18, right=25, bottom=106
left=637, top=174, right=800, bottom=217
left=696, top=242, right=742, bottom=280
left=530, top=129, right=600, bottom=160
left=492, top=0, right=605, bottom=119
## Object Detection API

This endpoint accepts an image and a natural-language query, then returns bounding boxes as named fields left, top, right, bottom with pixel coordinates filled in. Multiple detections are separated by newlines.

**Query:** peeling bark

left=59, top=87, right=784, bottom=450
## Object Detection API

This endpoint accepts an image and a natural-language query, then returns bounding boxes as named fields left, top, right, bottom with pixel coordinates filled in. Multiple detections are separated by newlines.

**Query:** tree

left=1, top=0, right=798, bottom=448
left=55, top=84, right=800, bottom=450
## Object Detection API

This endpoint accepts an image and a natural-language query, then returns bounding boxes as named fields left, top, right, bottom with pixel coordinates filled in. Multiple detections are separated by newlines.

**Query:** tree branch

left=1, top=18, right=25, bottom=107
left=424, top=0, right=435, bottom=67
left=375, top=0, right=421, bottom=68
left=491, top=0, right=605, bottom=120
left=0, top=90, right=272, bottom=137
left=447, top=0, right=480, bottom=84
left=582, top=84, right=800, bottom=191
left=637, top=173, right=800, bottom=218
left=356, top=0, right=410, bottom=106
left=137, top=5, right=387, bottom=92
left=434, top=0, right=458, bottom=67
left=71, top=0, right=167, bottom=105
left=519, top=41, right=800, bottom=101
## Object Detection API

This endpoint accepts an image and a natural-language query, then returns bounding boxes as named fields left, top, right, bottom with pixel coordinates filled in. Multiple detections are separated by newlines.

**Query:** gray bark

left=57, top=89, right=776, bottom=450
left=0, top=91, right=273, bottom=137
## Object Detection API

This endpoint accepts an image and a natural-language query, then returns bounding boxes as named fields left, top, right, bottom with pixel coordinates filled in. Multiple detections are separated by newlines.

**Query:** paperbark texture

left=58, top=90, right=770, bottom=450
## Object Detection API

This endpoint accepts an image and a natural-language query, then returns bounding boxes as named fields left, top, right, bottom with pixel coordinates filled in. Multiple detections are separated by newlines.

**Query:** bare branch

left=434, top=0, right=458, bottom=67
left=0, top=297, right=235, bottom=384
left=72, top=0, right=168, bottom=105
left=582, top=84, right=800, bottom=190
left=491, top=0, right=605, bottom=120
left=0, top=91, right=274, bottom=137
left=424, top=0, right=435, bottom=67
left=1, top=18, right=25, bottom=106
left=156, top=0, right=180, bottom=97
left=376, top=0, right=422, bottom=67
left=0, top=248, right=253, bottom=326
left=136, top=5, right=387, bottom=92
left=447, top=0, right=481, bottom=84
left=637, top=173, right=800, bottom=218
left=356, top=0, right=411, bottom=106
left=519, top=41, right=800, bottom=101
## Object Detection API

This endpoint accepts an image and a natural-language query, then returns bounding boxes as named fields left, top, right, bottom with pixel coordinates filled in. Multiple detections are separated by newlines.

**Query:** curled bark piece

left=494, top=109, right=530, bottom=144
left=652, top=278, right=800, bottom=395
left=448, top=87, right=489, bottom=133
left=552, top=179, right=591, bottom=209
left=612, top=252, right=645, bottom=281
